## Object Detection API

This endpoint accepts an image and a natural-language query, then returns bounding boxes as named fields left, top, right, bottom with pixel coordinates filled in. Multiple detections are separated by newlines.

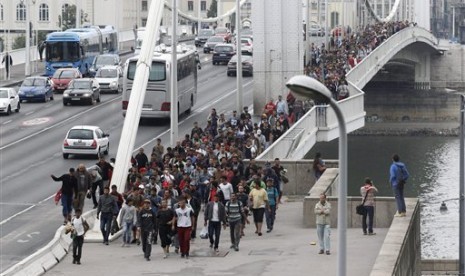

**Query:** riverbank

left=351, top=121, right=460, bottom=136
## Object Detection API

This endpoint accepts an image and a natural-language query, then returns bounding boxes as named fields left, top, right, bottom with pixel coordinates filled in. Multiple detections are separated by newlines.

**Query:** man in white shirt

left=173, top=197, right=195, bottom=258
left=71, top=209, right=88, bottom=265
left=218, top=176, right=234, bottom=204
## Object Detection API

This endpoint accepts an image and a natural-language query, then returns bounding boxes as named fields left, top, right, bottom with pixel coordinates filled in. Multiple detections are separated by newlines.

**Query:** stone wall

left=421, top=259, right=459, bottom=274
left=431, top=44, right=465, bottom=89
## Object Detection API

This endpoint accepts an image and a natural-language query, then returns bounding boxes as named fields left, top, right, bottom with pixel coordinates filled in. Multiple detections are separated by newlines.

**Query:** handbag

left=199, top=226, right=208, bottom=239
left=356, top=188, right=370, bottom=216
left=54, top=189, right=62, bottom=205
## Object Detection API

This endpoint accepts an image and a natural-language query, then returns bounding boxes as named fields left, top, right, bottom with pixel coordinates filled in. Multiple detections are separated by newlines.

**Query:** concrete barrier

left=0, top=208, right=109, bottom=276
left=421, top=259, right=459, bottom=274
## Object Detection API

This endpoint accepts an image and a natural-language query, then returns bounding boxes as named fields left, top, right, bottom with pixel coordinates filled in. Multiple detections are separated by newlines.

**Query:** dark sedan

left=212, top=44, right=236, bottom=65
left=227, top=55, right=253, bottom=76
left=203, top=36, right=225, bottom=53
left=63, top=79, right=101, bottom=106
left=18, top=77, right=54, bottom=102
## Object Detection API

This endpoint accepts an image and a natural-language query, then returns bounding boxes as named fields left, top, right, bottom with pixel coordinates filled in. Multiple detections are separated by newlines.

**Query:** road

left=0, top=51, right=254, bottom=273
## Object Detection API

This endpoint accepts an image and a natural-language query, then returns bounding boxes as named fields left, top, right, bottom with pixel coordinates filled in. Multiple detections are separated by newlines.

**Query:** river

left=308, top=135, right=460, bottom=259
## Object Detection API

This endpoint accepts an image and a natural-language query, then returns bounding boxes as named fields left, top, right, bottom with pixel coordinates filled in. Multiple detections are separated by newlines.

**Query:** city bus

left=45, top=25, right=118, bottom=76
left=122, top=44, right=200, bottom=120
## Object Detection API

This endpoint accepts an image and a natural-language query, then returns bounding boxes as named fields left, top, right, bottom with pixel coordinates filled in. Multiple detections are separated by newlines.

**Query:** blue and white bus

left=122, top=44, right=200, bottom=119
left=45, top=25, right=118, bottom=76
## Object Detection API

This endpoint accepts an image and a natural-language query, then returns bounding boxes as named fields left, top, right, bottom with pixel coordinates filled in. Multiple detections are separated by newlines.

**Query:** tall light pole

left=452, top=6, right=456, bottom=40
left=197, top=0, right=201, bottom=34
left=460, top=94, right=465, bottom=275
left=76, top=0, right=81, bottom=28
left=235, top=0, right=243, bottom=112
left=325, top=0, right=328, bottom=47
left=170, top=0, right=179, bottom=147
left=23, top=0, right=31, bottom=76
left=286, top=75, right=347, bottom=276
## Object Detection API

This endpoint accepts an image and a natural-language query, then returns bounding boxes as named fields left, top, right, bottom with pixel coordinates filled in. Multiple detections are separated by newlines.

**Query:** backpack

left=395, top=165, right=408, bottom=185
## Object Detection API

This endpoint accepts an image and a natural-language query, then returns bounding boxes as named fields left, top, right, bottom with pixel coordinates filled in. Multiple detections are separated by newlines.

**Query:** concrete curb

left=0, top=208, right=121, bottom=276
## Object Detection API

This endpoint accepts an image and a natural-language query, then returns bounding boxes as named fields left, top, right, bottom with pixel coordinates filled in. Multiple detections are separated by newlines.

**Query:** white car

left=62, top=125, right=110, bottom=159
left=240, top=37, right=253, bottom=55
left=0, top=88, right=20, bottom=115
left=94, top=65, right=122, bottom=93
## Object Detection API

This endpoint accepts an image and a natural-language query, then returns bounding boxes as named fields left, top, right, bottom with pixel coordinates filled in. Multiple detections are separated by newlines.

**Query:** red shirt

left=264, top=101, right=276, bottom=116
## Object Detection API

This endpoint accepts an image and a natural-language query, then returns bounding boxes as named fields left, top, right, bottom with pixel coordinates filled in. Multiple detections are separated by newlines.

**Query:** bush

left=12, top=35, right=26, bottom=50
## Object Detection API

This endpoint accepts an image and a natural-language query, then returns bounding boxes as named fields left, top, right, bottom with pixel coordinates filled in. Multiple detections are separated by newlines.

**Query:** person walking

left=313, top=152, right=326, bottom=180
left=360, top=177, right=378, bottom=235
left=138, top=199, right=157, bottom=261
left=74, top=164, right=92, bottom=211
left=119, top=198, right=137, bottom=247
left=249, top=180, right=269, bottom=236
left=173, top=197, right=195, bottom=258
left=265, top=178, right=279, bottom=233
left=389, top=154, right=410, bottom=217
left=71, top=209, right=89, bottom=265
left=315, top=194, right=331, bottom=255
left=226, top=193, right=246, bottom=251
left=2, top=52, right=12, bottom=79
left=51, top=168, right=78, bottom=224
left=88, top=165, right=103, bottom=209
left=204, top=193, right=227, bottom=253
left=96, top=186, right=118, bottom=245
left=157, top=200, right=175, bottom=258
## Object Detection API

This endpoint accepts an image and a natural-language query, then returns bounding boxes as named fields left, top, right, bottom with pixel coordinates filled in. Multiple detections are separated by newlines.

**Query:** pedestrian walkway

left=45, top=198, right=388, bottom=276
left=0, top=61, right=44, bottom=88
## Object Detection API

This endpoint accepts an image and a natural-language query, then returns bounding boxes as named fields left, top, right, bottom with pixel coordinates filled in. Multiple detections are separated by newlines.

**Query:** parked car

left=203, top=36, right=226, bottom=53
left=195, top=29, right=215, bottom=47
left=227, top=55, right=253, bottom=77
left=240, top=28, right=253, bottom=40
left=62, top=125, right=110, bottom=159
left=0, top=88, right=20, bottom=115
left=88, top=54, right=121, bottom=77
left=240, top=37, right=253, bottom=55
left=215, top=27, right=232, bottom=43
left=94, top=66, right=122, bottom=93
left=63, top=78, right=101, bottom=106
left=18, top=76, right=54, bottom=102
left=309, top=23, right=324, bottom=36
left=51, top=68, right=82, bottom=93
left=212, top=44, right=236, bottom=65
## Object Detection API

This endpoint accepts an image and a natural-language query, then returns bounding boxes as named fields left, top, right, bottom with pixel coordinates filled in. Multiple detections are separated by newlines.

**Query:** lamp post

left=235, top=0, right=243, bottom=112
left=21, top=0, right=32, bottom=76
left=460, top=94, right=465, bottom=275
left=170, top=0, right=179, bottom=147
left=286, top=75, right=347, bottom=276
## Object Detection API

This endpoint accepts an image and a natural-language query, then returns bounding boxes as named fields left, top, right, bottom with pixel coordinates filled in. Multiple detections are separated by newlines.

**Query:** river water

left=308, top=135, right=460, bottom=259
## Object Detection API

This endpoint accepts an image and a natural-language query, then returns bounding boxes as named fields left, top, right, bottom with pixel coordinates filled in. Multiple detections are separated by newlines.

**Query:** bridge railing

left=346, top=26, right=439, bottom=89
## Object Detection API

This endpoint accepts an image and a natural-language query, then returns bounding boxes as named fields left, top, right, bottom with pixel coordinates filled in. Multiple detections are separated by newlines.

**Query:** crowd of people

left=305, top=21, right=413, bottom=100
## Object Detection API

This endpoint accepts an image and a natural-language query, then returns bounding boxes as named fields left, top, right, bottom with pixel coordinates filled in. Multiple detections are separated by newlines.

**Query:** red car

left=51, top=68, right=82, bottom=93
left=215, top=27, right=232, bottom=43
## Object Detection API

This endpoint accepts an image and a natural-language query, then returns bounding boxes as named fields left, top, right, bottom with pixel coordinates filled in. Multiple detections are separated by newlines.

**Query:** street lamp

left=460, top=94, right=465, bottom=275
left=286, top=75, right=348, bottom=276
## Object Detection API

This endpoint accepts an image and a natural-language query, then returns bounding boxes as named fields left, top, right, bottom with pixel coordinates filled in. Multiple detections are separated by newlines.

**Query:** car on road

left=0, top=88, right=20, bottom=115
left=94, top=66, right=122, bottom=93
left=18, top=76, right=54, bottom=102
left=195, top=29, right=215, bottom=47
left=203, top=36, right=225, bottom=53
left=308, top=23, right=324, bottom=37
left=227, top=54, right=253, bottom=77
left=62, top=125, right=110, bottom=159
left=215, top=27, right=232, bottom=43
left=63, top=78, right=101, bottom=106
left=51, top=68, right=82, bottom=93
left=88, top=54, right=121, bottom=77
left=212, top=44, right=236, bottom=65
left=240, top=37, right=253, bottom=55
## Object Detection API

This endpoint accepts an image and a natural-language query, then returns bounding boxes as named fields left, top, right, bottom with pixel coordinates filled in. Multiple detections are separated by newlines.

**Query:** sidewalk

left=0, top=61, right=44, bottom=88
left=45, top=198, right=388, bottom=276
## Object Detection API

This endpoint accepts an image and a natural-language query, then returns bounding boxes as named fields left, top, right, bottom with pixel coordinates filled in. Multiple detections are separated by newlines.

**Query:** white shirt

left=175, top=206, right=193, bottom=227
left=72, top=216, right=85, bottom=236
left=212, top=202, right=219, bottom=222
left=219, top=182, right=234, bottom=200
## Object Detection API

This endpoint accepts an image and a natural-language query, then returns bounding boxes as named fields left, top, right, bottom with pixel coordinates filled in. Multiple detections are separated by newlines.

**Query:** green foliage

left=59, top=5, right=88, bottom=30
left=12, top=35, right=26, bottom=50
left=37, top=31, right=49, bottom=43
left=207, top=0, right=217, bottom=18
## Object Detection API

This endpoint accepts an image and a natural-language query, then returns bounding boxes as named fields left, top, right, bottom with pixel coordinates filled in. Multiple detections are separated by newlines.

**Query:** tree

left=12, top=35, right=26, bottom=50
left=207, top=0, right=217, bottom=18
left=59, top=4, right=88, bottom=30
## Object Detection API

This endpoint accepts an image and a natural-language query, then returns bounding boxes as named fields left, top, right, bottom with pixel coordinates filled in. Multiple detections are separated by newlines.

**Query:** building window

left=141, top=0, right=148, bottom=11
left=330, top=12, right=339, bottom=29
left=201, top=1, right=206, bottom=11
left=188, top=1, right=194, bottom=11
left=17, top=3, right=27, bottom=21
left=0, top=4, right=3, bottom=21
left=39, top=3, right=49, bottom=21
left=141, top=18, right=147, bottom=27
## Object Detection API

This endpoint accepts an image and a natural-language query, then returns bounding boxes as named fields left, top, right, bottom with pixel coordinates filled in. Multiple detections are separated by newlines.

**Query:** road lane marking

left=2, top=120, right=12, bottom=125
left=0, top=194, right=54, bottom=226
left=0, top=96, right=121, bottom=151
left=22, top=117, right=51, bottom=126
left=25, top=111, right=34, bottom=116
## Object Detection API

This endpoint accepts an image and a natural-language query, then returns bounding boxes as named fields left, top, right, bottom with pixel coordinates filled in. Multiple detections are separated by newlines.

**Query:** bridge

left=257, top=26, right=441, bottom=160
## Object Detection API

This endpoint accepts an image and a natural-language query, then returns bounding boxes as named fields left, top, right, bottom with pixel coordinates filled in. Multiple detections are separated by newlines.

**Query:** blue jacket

left=389, top=162, right=409, bottom=186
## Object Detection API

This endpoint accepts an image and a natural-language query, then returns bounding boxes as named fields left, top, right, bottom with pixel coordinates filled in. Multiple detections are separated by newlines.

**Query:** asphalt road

left=0, top=51, right=254, bottom=273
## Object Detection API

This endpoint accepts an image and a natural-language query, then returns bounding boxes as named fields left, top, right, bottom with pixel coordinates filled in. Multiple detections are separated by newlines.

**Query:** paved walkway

left=45, top=198, right=387, bottom=276
left=0, top=61, right=43, bottom=87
